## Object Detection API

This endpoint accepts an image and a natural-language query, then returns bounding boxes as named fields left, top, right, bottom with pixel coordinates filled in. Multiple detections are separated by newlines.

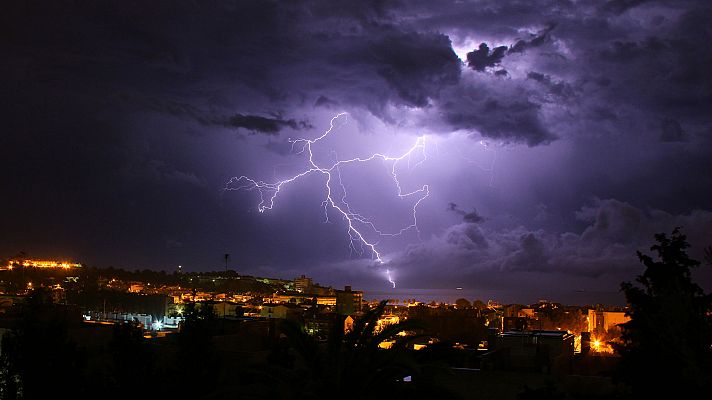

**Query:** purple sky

left=2, top=0, right=712, bottom=304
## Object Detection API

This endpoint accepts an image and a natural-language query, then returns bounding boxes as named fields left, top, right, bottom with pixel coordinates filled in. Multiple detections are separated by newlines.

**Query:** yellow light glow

left=6, top=259, right=81, bottom=269
left=590, top=338, right=614, bottom=354
left=378, top=341, right=394, bottom=350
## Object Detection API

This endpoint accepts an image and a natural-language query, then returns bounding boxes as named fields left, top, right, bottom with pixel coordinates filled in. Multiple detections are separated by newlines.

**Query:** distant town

left=1, top=257, right=627, bottom=358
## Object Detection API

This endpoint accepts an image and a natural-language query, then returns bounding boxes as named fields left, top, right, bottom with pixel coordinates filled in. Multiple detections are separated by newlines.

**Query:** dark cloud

left=227, top=114, right=311, bottom=135
left=466, top=43, right=508, bottom=72
left=446, top=202, right=459, bottom=212
left=603, top=0, right=654, bottom=15
left=463, top=210, right=485, bottom=224
left=442, top=96, right=557, bottom=146
left=391, top=199, right=712, bottom=287
left=509, top=23, right=556, bottom=54
left=447, top=203, right=485, bottom=224
left=314, top=95, right=339, bottom=108
left=599, top=37, right=668, bottom=63
left=116, top=95, right=310, bottom=135
left=445, top=223, right=490, bottom=250
left=369, top=32, right=461, bottom=107
left=500, top=232, right=550, bottom=272
left=526, top=71, right=573, bottom=98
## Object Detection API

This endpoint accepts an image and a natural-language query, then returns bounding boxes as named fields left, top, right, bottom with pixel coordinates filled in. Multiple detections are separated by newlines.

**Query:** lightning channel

left=224, top=113, right=430, bottom=287
left=386, top=269, right=396, bottom=289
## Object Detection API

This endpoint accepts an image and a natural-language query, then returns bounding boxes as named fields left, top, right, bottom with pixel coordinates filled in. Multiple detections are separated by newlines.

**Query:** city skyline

left=2, top=1, right=712, bottom=304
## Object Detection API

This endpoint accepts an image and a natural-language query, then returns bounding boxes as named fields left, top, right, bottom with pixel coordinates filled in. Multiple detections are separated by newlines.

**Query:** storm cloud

left=227, top=114, right=311, bottom=135
left=2, top=0, right=712, bottom=303
left=391, top=198, right=712, bottom=282
left=466, top=43, right=508, bottom=72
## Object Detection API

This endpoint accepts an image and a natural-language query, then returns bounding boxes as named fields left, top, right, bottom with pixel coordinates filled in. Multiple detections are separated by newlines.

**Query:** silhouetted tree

left=109, top=320, right=153, bottom=394
left=472, top=299, right=487, bottom=310
left=0, top=287, right=84, bottom=399
left=172, top=302, right=219, bottom=398
left=0, top=333, right=21, bottom=400
left=454, top=298, right=471, bottom=309
left=616, top=228, right=712, bottom=397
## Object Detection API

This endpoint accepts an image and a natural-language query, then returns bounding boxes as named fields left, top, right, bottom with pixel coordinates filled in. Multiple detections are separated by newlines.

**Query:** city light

left=590, top=338, right=614, bottom=354
left=3, top=259, right=82, bottom=270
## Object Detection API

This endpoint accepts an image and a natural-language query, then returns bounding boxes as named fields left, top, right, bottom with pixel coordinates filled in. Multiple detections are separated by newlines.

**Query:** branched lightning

left=459, top=139, right=499, bottom=187
left=224, top=113, right=429, bottom=287
left=479, top=140, right=498, bottom=187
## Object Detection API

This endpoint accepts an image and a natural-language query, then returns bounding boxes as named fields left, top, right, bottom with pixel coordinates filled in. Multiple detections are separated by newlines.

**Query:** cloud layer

left=1, top=0, right=711, bottom=303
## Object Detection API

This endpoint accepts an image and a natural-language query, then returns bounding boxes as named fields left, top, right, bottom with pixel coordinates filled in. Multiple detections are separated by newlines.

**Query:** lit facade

left=587, top=309, right=629, bottom=333
left=294, top=275, right=313, bottom=293
left=335, top=286, right=363, bottom=315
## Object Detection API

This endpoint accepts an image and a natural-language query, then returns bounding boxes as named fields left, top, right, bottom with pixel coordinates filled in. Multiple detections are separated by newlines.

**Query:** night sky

left=2, top=0, right=712, bottom=303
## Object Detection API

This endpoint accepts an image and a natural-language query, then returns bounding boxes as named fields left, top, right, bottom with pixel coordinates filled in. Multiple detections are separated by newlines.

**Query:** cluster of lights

left=3, top=259, right=81, bottom=270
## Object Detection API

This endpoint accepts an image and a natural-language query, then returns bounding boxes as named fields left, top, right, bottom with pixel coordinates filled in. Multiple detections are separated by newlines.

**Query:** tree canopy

left=616, top=228, right=712, bottom=397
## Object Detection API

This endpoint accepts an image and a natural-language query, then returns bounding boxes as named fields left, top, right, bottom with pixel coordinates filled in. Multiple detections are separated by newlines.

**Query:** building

left=82, top=312, right=153, bottom=328
left=335, top=286, right=362, bottom=315
left=488, top=330, right=575, bottom=373
left=587, top=309, right=629, bottom=333
left=213, top=302, right=244, bottom=318
left=294, top=275, right=313, bottom=293
left=162, top=316, right=184, bottom=329
left=376, top=314, right=400, bottom=333
left=128, top=283, right=144, bottom=293
left=260, top=303, right=302, bottom=320
left=270, top=293, right=336, bottom=306
left=519, top=308, right=535, bottom=318
left=303, top=313, right=354, bottom=338
left=503, top=316, right=528, bottom=331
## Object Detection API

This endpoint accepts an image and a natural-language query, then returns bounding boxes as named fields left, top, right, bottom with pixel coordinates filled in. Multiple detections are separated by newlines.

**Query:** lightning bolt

left=386, top=269, right=396, bottom=289
left=479, top=140, right=498, bottom=187
left=224, top=113, right=429, bottom=287
left=458, top=139, right=499, bottom=187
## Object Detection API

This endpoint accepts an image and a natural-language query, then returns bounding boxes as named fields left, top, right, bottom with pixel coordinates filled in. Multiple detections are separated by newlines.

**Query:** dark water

left=362, top=287, right=625, bottom=306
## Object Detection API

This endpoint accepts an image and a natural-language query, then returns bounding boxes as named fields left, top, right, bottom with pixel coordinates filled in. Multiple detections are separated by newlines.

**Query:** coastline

left=361, top=287, right=626, bottom=306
